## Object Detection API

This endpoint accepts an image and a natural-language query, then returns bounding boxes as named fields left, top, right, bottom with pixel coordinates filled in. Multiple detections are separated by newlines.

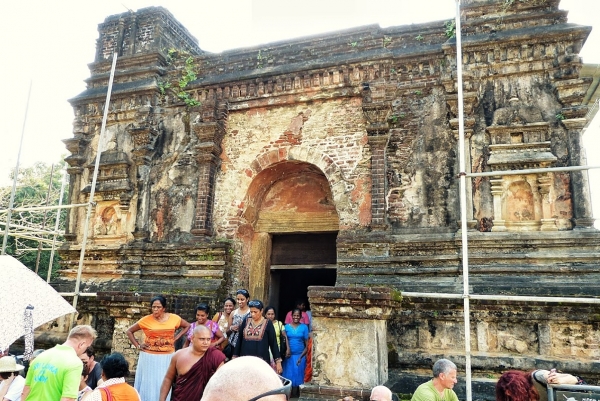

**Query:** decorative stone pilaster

left=190, top=101, right=228, bottom=238
left=448, top=92, right=479, bottom=230
left=63, top=117, right=91, bottom=242
left=128, top=107, right=162, bottom=241
left=367, top=135, right=390, bottom=228
left=302, top=286, right=399, bottom=401
left=538, top=173, right=558, bottom=231
left=562, top=118, right=595, bottom=229
left=362, top=85, right=391, bottom=229
left=490, top=176, right=507, bottom=232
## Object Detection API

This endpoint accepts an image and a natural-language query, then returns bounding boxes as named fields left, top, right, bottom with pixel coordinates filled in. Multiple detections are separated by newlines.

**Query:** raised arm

left=174, top=319, right=191, bottom=342
left=127, top=322, right=144, bottom=350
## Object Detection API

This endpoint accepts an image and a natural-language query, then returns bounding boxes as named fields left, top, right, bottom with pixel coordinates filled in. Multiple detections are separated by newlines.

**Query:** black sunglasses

left=247, top=375, right=291, bottom=401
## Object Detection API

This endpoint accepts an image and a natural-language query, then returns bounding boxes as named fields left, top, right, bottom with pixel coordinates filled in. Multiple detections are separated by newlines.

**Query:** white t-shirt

left=3, top=375, right=25, bottom=401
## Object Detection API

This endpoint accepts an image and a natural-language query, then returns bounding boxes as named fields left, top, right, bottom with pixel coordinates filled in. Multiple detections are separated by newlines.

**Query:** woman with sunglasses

left=227, top=289, right=251, bottom=349
left=232, top=300, right=282, bottom=374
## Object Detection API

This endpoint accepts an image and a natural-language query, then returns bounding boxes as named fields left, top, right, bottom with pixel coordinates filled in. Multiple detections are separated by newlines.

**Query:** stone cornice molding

left=308, top=286, right=399, bottom=320
left=561, top=118, right=587, bottom=131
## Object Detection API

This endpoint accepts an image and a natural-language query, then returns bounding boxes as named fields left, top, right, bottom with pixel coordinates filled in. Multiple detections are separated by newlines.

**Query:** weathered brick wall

left=213, top=98, right=369, bottom=236
left=96, top=7, right=201, bottom=62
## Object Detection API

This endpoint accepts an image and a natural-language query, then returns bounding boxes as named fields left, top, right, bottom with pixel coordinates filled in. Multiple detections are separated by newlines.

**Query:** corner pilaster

left=562, top=118, right=595, bottom=229
left=303, top=286, right=399, bottom=401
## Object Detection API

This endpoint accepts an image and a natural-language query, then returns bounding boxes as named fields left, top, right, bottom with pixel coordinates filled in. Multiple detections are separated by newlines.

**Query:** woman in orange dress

left=126, top=295, right=190, bottom=401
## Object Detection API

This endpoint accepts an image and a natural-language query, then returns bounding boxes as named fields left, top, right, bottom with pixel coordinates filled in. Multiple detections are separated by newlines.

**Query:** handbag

left=100, top=387, right=113, bottom=401
left=222, top=343, right=234, bottom=359
left=278, top=321, right=288, bottom=359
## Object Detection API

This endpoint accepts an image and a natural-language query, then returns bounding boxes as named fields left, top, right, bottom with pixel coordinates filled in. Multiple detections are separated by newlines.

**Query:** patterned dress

left=228, top=308, right=250, bottom=347
left=233, top=317, right=280, bottom=363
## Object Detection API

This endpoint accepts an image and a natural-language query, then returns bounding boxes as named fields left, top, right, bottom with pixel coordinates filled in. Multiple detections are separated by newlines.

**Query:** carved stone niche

left=82, top=151, right=133, bottom=242
left=486, top=119, right=558, bottom=232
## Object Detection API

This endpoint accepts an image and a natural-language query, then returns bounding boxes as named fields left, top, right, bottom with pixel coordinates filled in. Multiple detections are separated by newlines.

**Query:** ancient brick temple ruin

left=53, top=0, right=600, bottom=399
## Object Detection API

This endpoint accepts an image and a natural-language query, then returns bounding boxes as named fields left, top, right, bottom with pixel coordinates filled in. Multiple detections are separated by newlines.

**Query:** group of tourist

left=124, top=291, right=314, bottom=400
left=2, top=295, right=588, bottom=401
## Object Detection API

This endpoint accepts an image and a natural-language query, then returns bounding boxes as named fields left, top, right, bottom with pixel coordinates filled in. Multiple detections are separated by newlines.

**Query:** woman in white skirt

left=126, top=295, right=189, bottom=401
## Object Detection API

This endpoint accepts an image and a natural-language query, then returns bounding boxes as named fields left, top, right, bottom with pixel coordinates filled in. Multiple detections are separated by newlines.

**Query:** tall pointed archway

left=241, top=160, right=339, bottom=307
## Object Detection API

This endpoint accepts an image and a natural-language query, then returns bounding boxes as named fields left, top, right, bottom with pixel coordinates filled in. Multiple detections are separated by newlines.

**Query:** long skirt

left=134, top=351, right=173, bottom=401
left=282, top=353, right=306, bottom=387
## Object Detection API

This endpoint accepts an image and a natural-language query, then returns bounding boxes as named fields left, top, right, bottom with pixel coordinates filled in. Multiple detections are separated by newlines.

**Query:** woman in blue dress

left=282, top=308, right=309, bottom=397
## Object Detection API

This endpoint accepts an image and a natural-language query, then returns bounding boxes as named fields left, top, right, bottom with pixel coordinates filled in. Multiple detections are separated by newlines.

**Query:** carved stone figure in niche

left=506, top=181, right=534, bottom=222
left=94, top=205, right=120, bottom=236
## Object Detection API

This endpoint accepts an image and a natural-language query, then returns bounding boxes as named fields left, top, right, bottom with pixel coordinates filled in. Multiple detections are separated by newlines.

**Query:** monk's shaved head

left=202, top=356, right=285, bottom=401
left=194, top=324, right=211, bottom=335
left=370, top=386, right=393, bottom=401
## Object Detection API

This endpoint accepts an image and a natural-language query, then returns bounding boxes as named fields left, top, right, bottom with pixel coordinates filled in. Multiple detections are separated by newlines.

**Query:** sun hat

left=0, top=356, right=24, bottom=372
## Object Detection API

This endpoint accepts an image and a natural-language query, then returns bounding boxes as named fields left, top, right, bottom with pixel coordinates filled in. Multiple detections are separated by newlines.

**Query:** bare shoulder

left=172, top=347, right=188, bottom=360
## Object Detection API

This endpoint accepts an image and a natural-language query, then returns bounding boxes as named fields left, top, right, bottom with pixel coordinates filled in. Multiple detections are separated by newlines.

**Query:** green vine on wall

left=444, top=20, right=456, bottom=38
left=159, top=48, right=201, bottom=108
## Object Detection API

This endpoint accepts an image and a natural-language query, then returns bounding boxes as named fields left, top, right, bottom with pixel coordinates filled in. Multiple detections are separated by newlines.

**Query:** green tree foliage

left=0, top=160, right=68, bottom=280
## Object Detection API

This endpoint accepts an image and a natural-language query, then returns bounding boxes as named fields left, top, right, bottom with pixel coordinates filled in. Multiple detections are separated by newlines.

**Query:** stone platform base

left=300, top=384, right=372, bottom=401
left=300, top=374, right=498, bottom=401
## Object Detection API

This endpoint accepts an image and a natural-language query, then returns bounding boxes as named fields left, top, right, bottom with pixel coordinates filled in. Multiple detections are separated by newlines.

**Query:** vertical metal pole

left=2, top=82, right=32, bottom=255
left=72, top=53, right=118, bottom=313
left=35, top=164, right=55, bottom=274
left=455, top=1, right=472, bottom=400
left=47, top=166, right=67, bottom=283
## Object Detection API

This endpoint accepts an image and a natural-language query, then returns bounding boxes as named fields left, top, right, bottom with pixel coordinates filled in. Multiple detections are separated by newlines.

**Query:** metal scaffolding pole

left=454, top=2, right=473, bottom=400
left=402, top=292, right=600, bottom=304
left=72, top=52, right=118, bottom=314
left=47, top=166, right=68, bottom=282
left=467, top=164, right=600, bottom=177
left=0, top=203, right=89, bottom=213
left=35, top=164, right=55, bottom=274
left=2, top=82, right=32, bottom=255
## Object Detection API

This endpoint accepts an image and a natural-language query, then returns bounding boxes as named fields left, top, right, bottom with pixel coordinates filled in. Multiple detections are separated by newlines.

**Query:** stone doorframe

left=240, top=146, right=348, bottom=302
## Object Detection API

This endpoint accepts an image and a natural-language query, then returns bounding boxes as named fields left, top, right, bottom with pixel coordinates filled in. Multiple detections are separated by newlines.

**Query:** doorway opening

left=268, top=233, right=337, bottom=320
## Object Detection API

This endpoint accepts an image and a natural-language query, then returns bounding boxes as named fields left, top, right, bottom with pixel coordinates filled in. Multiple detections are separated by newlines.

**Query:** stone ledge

left=300, top=383, right=371, bottom=401
left=183, top=269, right=225, bottom=277
left=308, top=286, right=399, bottom=320
left=185, top=260, right=226, bottom=266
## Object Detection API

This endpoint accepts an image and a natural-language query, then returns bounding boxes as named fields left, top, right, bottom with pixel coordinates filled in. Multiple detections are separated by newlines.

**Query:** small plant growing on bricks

left=158, top=48, right=201, bottom=108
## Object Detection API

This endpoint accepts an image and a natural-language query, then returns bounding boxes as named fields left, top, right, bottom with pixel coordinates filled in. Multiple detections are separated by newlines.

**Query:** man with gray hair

left=411, top=359, right=458, bottom=401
